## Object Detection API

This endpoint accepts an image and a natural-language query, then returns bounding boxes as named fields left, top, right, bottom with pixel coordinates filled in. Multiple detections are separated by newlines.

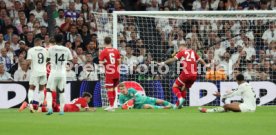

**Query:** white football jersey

left=48, top=45, right=73, bottom=77
left=223, top=82, right=256, bottom=108
left=27, top=46, right=48, bottom=77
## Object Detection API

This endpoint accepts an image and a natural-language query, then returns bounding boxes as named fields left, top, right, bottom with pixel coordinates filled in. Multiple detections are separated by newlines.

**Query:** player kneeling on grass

left=199, top=74, right=256, bottom=113
left=118, top=83, right=173, bottom=109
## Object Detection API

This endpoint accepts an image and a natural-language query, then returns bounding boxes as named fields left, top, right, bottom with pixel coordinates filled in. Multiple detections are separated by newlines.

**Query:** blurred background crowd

left=0, top=0, right=275, bottom=82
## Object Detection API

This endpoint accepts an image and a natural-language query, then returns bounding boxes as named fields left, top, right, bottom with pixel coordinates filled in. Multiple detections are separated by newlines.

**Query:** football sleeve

left=174, top=51, right=183, bottom=60
left=26, top=49, right=32, bottom=60
left=67, top=48, right=73, bottom=61
left=99, top=50, right=105, bottom=61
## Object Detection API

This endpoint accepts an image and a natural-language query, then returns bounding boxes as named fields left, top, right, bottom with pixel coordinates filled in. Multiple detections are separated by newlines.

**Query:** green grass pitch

left=0, top=107, right=276, bottom=135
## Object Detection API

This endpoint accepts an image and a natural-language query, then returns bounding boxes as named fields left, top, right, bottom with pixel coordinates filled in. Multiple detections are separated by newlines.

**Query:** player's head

left=104, top=36, right=112, bottom=46
left=118, top=83, right=128, bottom=95
left=82, top=92, right=92, bottom=103
left=54, top=34, right=63, bottom=44
left=34, top=38, right=42, bottom=46
left=178, top=43, right=187, bottom=51
left=236, top=74, right=245, bottom=84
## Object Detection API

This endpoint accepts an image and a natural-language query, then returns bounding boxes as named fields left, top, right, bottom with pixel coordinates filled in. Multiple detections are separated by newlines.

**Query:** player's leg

left=199, top=102, right=241, bottom=113
left=172, top=77, right=185, bottom=109
left=142, top=104, right=164, bottom=109
left=37, top=76, right=47, bottom=112
left=224, top=102, right=241, bottom=112
left=45, top=75, right=55, bottom=115
left=104, top=78, right=118, bottom=111
left=28, top=76, right=37, bottom=113
left=155, top=99, right=173, bottom=109
left=57, top=77, right=66, bottom=115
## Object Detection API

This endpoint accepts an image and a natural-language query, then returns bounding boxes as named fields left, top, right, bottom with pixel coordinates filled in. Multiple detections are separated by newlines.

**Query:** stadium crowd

left=0, top=0, right=275, bottom=82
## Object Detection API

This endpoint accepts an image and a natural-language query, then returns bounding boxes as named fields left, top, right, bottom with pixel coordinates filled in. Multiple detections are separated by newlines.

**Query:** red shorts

left=64, top=104, right=80, bottom=112
left=105, top=76, right=120, bottom=88
left=175, top=73, right=197, bottom=89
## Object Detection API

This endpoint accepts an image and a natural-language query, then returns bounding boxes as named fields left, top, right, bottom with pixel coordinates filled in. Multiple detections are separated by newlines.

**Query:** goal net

left=97, top=11, right=276, bottom=107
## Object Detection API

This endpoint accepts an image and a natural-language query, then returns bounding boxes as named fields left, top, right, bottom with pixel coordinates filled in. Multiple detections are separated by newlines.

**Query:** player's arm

left=99, top=50, right=105, bottom=64
left=160, top=50, right=183, bottom=65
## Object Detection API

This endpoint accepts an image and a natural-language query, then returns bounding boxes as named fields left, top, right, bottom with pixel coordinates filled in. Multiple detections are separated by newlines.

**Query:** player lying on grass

left=118, top=83, right=173, bottom=109
left=19, top=92, right=95, bottom=112
left=199, top=74, right=256, bottom=113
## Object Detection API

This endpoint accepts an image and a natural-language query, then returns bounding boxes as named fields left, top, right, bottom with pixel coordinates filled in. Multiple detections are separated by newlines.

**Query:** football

left=121, top=99, right=134, bottom=110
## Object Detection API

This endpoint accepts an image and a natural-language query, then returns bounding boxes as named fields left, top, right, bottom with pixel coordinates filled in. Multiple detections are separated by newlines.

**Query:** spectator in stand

left=122, top=45, right=139, bottom=68
left=262, top=21, right=276, bottom=46
left=25, top=32, right=34, bottom=47
left=243, top=63, right=257, bottom=80
left=15, top=40, right=27, bottom=57
left=55, top=9, right=65, bottom=27
left=19, top=25, right=28, bottom=41
left=0, top=47, right=13, bottom=72
left=65, top=2, right=79, bottom=22
left=0, top=33, right=6, bottom=50
left=66, top=63, right=77, bottom=81
left=13, top=60, right=30, bottom=81
left=4, top=41, right=15, bottom=64
left=80, top=3, right=90, bottom=22
left=266, top=40, right=276, bottom=58
left=85, top=41, right=98, bottom=59
left=10, top=34, right=19, bottom=51
left=220, top=52, right=233, bottom=76
left=0, top=63, right=13, bottom=81
left=30, top=1, right=45, bottom=23
left=4, top=25, right=15, bottom=41
left=76, top=46, right=86, bottom=65
left=35, top=26, right=48, bottom=40
left=65, top=24, right=79, bottom=43
left=146, top=0, right=159, bottom=11
left=78, top=53, right=99, bottom=81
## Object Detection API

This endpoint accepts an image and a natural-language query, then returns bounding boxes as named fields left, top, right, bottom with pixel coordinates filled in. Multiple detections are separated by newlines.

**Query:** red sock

left=42, top=106, right=47, bottom=112
left=173, top=87, right=182, bottom=99
left=181, top=90, right=187, bottom=99
left=107, top=91, right=115, bottom=107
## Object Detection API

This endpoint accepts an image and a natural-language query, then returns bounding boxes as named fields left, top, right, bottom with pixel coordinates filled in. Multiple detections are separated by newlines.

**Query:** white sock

left=46, top=92, right=52, bottom=110
left=59, top=93, right=65, bottom=112
left=207, top=107, right=225, bottom=113
left=38, top=91, right=45, bottom=106
left=28, top=89, right=34, bottom=104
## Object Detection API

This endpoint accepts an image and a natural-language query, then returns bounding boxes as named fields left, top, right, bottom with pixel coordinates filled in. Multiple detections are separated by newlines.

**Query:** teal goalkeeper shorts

left=134, top=97, right=157, bottom=109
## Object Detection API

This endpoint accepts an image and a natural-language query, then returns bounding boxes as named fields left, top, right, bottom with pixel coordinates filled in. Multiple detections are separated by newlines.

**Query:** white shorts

left=239, top=103, right=256, bottom=112
left=29, top=75, right=47, bottom=85
left=46, top=75, right=66, bottom=91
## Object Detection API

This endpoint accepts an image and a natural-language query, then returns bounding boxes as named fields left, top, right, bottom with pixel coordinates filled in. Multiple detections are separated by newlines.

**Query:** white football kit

left=46, top=45, right=73, bottom=90
left=27, top=46, right=48, bottom=85
left=223, top=82, right=256, bottom=112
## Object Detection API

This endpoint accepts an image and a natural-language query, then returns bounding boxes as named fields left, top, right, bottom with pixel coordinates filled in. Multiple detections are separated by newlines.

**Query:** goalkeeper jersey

left=119, top=88, right=147, bottom=105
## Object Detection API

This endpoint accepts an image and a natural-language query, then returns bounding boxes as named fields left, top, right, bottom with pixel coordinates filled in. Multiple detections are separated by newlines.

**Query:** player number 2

left=185, top=51, right=195, bottom=61
left=109, top=53, right=115, bottom=64
left=37, top=53, right=44, bottom=64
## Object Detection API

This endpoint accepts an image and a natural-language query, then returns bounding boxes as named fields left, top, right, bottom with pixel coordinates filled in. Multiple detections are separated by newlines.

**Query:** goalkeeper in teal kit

left=118, top=83, right=173, bottom=109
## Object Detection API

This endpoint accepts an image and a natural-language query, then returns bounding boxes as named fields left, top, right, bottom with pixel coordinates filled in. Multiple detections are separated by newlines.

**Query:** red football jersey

left=69, top=97, right=89, bottom=109
left=175, top=49, right=200, bottom=75
left=99, top=47, right=120, bottom=78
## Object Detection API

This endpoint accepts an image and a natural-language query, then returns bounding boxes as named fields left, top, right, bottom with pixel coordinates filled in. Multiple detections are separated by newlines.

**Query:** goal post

left=97, top=11, right=276, bottom=107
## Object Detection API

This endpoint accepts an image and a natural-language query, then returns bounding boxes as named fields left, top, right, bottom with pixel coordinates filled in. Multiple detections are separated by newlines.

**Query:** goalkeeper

left=199, top=74, right=256, bottom=113
left=118, top=83, right=173, bottom=109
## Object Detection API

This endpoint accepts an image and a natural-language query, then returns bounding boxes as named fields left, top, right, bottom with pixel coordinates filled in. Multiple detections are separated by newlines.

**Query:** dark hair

left=58, top=9, right=64, bottom=12
left=104, top=37, right=112, bottom=44
left=82, top=92, right=92, bottom=98
left=54, top=34, right=63, bottom=43
left=236, top=74, right=245, bottom=81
